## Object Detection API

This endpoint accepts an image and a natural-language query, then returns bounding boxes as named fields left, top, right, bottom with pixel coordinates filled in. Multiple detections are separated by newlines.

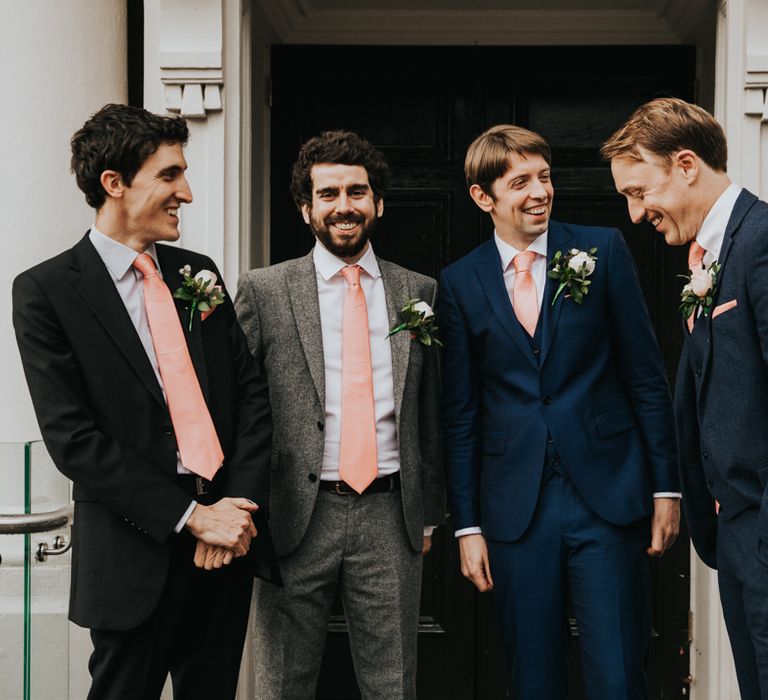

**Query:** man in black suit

left=12, top=104, right=276, bottom=699
left=604, top=97, right=768, bottom=700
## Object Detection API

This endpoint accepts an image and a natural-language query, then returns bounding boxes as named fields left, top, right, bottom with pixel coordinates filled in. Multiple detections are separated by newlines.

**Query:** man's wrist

left=454, top=526, right=483, bottom=538
left=177, top=501, right=197, bottom=533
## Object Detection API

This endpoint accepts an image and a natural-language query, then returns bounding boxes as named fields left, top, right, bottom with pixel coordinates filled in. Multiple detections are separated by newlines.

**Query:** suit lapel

left=540, top=221, right=574, bottom=366
left=473, top=240, right=538, bottom=369
left=286, top=253, right=326, bottom=408
left=69, top=236, right=166, bottom=410
left=698, top=188, right=758, bottom=389
left=156, top=246, right=210, bottom=402
left=379, top=260, right=411, bottom=423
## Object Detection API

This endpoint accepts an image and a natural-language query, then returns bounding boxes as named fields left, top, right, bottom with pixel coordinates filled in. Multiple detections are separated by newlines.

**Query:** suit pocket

left=594, top=408, right=637, bottom=439
left=483, top=431, right=507, bottom=455
left=712, top=299, right=738, bottom=319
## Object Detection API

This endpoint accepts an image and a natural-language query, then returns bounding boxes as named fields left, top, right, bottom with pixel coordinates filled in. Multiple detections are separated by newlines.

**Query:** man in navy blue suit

left=441, top=124, right=680, bottom=698
left=604, top=97, right=768, bottom=700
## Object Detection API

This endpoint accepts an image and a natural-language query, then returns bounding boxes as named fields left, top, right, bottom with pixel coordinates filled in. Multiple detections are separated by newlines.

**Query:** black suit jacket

left=13, top=234, right=278, bottom=630
left=676, top=190, right=768, bottom=569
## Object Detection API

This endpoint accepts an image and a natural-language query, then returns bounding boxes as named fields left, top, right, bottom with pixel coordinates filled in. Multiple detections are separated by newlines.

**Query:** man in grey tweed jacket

left=235, top=131, right=445, bottom=699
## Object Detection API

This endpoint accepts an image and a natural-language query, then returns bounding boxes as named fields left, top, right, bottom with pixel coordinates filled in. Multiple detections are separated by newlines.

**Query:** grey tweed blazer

left=235, top=251, right=445, bottom=557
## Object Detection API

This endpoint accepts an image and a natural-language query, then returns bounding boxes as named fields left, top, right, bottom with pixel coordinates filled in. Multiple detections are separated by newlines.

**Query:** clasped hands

left=185, top=497, right=259, bottom=570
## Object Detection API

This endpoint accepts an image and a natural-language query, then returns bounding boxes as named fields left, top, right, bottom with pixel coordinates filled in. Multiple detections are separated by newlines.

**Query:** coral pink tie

left=687, top=241, right=706, bottom=333
left=132, top=253, right=223, bottom=480
left=513, top=251, right=539, bottom=337
left=338, top=265, right=378, bottom=494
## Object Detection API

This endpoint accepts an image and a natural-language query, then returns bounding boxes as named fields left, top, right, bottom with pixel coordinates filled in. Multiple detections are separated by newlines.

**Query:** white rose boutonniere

left=173, top=265, right=226, bottom=330
left=547, top=247, right=598, bottom=305
left=387, top=299, right=443, bottom=347
left=679, top=261, right=720, bottom=321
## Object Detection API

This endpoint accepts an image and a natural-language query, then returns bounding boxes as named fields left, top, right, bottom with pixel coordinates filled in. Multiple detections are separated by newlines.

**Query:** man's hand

left=647, top=497, right=680, bottom=557
left=459, top=533, right=494, bottom=592
left=194, top=541, right=236, bottom=570
left=422, top=535, right=432, bottom=555
left=185, top=497, right=258, bottom=557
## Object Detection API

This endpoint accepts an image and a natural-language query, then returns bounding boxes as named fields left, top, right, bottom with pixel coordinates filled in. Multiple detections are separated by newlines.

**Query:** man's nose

left=529, top=179, right=548, bottom=199
left=628, top=200, right=645, bottom=224
left=335, top=193, right=354, bottom=212
left=177, top=177, right=193, bottom=204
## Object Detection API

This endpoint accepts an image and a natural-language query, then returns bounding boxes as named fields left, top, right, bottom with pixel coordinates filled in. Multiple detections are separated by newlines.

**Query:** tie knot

left=133, top=253, right=158, bottom=277
left=340, top=265, right=362, bottom=286
left=688, top=241, right=706, bottom=271
left=513, top=251, right=536, bottom=274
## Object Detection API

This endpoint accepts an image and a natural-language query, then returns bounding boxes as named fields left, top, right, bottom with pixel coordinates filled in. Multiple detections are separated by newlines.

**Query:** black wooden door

left=269, top=44, right=695, bottom=699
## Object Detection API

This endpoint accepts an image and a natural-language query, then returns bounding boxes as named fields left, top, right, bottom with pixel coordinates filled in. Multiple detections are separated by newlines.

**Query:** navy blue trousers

left=717, top=508, right=768, bottom=700
left=487, top=472, right=651, bottom=699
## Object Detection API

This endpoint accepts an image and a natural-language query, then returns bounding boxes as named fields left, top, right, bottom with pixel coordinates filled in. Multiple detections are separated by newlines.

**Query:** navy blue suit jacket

left=676, top=190, right=768, bottom=569
left=441, top=221, right=679, bottom=541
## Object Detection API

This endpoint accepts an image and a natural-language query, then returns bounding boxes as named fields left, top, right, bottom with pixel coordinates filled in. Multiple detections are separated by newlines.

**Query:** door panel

left=270, top=44, right=694, bottom=699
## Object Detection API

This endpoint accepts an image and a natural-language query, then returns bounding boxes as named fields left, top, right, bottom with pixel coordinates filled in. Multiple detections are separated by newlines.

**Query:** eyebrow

left=157, top=165, right=184, bottom=178
left=315, top=182, right=371, bottom=195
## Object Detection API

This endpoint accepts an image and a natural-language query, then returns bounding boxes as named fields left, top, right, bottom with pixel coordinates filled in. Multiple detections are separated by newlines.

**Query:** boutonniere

left=173, top=264, right=225, bottom=330
left=547, top=247, right=598, bottom=306
left=387, top=299, right=443, bottom=347
left=678, top=261, right=720, bottom=321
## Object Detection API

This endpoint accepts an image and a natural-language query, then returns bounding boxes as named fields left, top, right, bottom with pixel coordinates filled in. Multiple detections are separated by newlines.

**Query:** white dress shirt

left=313, top=241, right=434, bottom=536
left=696, top=182, right=741, bottom=267
left=89, top=227, right=196, bottom=530
left=495, top=230, right=549, bottom=310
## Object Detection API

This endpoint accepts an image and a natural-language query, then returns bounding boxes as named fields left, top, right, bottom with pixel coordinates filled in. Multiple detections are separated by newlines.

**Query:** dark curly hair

left=70, top=103, right=189, bottom=209
left=290, top=130, right=389, bottom=210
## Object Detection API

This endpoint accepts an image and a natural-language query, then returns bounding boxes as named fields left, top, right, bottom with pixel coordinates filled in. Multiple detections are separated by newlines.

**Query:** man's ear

left=469, top=184, right=495, bottom=213
left=99, top=170, right=125, bottom=199
left=376, top=198, right=384, bottom=218
left=301, top=203, right=311, bottom=225
left=675, top=150, right=700, bottom=183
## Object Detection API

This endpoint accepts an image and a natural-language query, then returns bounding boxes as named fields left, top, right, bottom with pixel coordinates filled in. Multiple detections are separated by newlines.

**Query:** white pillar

left=0, top=0, right=128, bottom=443
left=691, top=0, right=768, bottom=697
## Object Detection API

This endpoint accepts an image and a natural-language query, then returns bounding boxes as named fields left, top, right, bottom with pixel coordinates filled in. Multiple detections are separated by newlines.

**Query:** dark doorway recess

left=269, top=44, right=694, bottom=699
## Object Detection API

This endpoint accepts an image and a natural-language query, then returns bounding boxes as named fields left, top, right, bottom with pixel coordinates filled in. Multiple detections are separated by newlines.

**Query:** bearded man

left=235, top=130, right=445, bottom=699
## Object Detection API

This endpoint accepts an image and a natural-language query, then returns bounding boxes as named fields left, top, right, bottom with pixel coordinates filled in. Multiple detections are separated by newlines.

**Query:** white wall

left=0, top=1, right=128, bottom=443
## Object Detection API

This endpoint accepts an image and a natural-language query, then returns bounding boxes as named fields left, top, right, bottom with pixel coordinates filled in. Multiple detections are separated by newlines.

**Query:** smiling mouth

left=165, top=207, right=179, bottom=221
left=648, top=214, right=662, bottom=229
left=523, top=205, right=548, bottom=216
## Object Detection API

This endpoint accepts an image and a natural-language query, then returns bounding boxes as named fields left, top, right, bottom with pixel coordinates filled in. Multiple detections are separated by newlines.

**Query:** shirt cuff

left=175, top=501, right=197, bottom=533
left=653, top=492, right=682, bottom=499
left=423, top=526, right=436, bottom=537
left=454, top=526, right=483, bottom=538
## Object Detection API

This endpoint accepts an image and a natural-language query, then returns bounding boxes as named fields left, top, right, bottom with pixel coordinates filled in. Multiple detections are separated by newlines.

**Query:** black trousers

left=87, top=529, right=253, bottom=700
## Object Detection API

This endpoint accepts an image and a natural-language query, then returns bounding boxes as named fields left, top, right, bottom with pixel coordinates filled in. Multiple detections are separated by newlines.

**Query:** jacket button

left=532, top=347, right=540, bottom=355
left=308, top=473, right=318, bottom=482
left=317, top=421, right=324, bottom=431
left=163, top=425, right=174, bottom=436
left=547, top=436, right=554, bottom=445
left=702, top=451, right=709, bottom=459
left=543, top=396, right=552, bottom=405
left=550, top=457, right=559, bottom=467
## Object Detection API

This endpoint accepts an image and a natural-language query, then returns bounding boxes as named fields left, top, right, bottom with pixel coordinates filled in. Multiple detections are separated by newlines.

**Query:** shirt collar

left=494, top=230, right=549, bottom=271
left=89, top=225, right=161, bottom=281
left=696, top=182, right=741, bottom=260
left=312, top=240, right=381, bottom=282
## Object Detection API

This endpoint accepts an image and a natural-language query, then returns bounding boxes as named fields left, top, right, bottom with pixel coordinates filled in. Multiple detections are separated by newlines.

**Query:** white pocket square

left=712, top=299, right=738, bottom=319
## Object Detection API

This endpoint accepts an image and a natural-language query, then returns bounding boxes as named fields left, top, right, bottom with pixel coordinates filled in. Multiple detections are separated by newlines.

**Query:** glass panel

left=0, top=442, right=28, bottom=699
left=28, top=441, right=71, bottom=700
left=0, top=442, right=71, bottom=700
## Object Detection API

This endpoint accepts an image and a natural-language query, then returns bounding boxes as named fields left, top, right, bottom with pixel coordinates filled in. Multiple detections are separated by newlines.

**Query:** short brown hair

left=465, top=125, right=551, bottom=197
left=600, top=98, right=727, bottom=172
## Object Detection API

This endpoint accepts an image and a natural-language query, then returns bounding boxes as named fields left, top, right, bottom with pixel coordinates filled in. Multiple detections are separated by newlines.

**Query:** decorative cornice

left=159, top=0, right=223, bottom=119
